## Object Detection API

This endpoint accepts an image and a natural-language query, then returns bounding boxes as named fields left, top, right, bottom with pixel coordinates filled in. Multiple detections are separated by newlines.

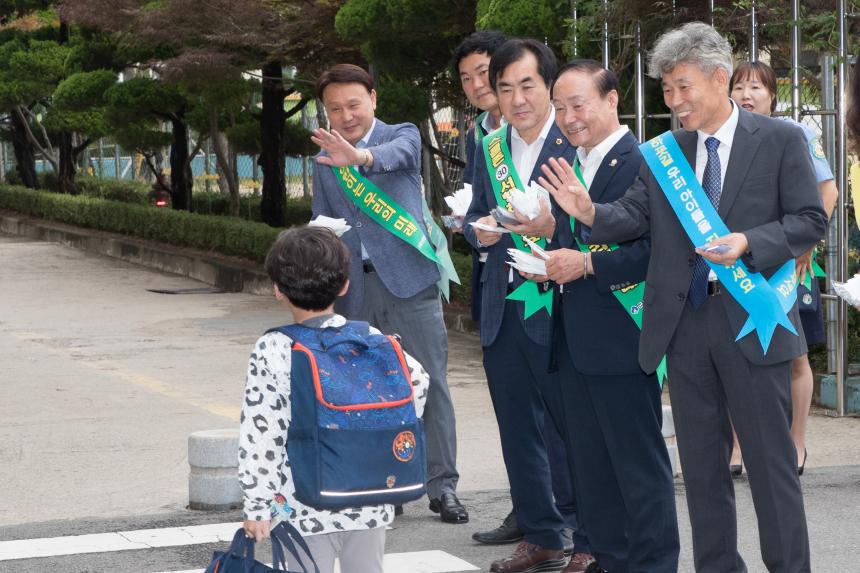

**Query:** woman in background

left=729, top=61, right=839, bottom=476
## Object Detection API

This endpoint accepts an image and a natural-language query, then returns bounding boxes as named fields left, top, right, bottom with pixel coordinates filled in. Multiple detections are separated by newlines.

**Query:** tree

left=334, top=0, right=478, bottom=213
left=61, top=0, right=344, bottom=224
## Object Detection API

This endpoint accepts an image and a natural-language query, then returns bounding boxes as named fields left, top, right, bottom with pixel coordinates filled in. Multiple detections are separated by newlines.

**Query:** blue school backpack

left=269, top=320, right=427, bottom=510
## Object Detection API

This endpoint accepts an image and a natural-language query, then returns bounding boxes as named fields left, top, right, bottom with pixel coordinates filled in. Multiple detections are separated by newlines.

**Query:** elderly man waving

left=547, top=22, right=826, bottom=573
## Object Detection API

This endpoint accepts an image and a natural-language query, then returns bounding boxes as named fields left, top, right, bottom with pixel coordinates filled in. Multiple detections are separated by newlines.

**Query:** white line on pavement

left=0, top=522, right=242, bottom=561
left=0, top=524, right=479, bottom=573
left=153, top=550, right=480, bottom=573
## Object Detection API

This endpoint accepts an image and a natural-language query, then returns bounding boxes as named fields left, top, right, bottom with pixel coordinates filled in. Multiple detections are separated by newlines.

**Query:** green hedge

left=0, top=184, right=475, bottom=307
left=191, top=192, right=312, bottom=226
left=0, top=184, right=280, bottom=262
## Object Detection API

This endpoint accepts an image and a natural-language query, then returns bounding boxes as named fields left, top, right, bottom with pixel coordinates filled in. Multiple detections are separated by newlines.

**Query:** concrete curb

left=0, top=212, right=482, bottom=335
left=0, top=213, right=270, bottom=296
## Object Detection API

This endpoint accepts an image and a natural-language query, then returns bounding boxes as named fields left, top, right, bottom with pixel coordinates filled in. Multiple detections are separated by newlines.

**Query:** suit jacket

left=311, top=119, right=440, bottom=317
left=590, top=108, right=828, bottom=371
left=553, top=131, right=651, bottom=375
left=463, top=122, right=576, bottom=347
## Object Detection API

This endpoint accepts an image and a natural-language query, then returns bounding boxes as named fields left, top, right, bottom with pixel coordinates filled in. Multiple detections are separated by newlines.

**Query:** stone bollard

left=188, top=429, right=242, bottom=511
left=661, top=405, right=680, bottom=477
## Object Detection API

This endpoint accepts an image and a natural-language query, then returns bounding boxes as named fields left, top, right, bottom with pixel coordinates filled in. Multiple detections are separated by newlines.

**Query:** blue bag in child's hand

left=271, top=320, right=427, bottom=510
left=204, top=528, right=286, bottom=573
left=205, top=523, right=319, bottom=573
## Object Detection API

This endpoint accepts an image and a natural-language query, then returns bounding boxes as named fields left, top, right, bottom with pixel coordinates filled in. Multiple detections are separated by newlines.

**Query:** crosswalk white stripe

left=0, top=522, right=242, bottom=561
left=0, top=525, right=479, bottom=573
left=152, top=549, right=479, bottom=573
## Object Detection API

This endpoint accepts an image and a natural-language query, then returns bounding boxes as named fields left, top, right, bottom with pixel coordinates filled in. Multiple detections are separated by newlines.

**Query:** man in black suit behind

left=547, top=23, right=826, bottom=573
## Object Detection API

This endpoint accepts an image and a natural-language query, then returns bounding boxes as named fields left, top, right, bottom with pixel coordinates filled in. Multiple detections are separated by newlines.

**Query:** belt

left=363, top=261, right=375, bottom=274
left=707, top=281, right=722, bottom=296
left=507, top=281, right=551, bottom=294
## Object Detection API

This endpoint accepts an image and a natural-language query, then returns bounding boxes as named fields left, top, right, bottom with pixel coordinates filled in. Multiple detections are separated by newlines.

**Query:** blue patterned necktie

left=688, top=136, right=722, bottom=309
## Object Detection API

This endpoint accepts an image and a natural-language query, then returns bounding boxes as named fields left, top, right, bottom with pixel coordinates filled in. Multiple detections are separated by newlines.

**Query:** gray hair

left=647, top=22, right=733, bottom=80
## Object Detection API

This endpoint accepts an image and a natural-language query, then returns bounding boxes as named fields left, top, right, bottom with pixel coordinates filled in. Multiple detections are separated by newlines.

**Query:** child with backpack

left=239, top=226, right=430, bottom=573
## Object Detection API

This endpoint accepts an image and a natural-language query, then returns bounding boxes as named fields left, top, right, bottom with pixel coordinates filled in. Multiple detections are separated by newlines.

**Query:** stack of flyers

left=507, top=248, right=548, bottom=276
left=442, top=215, right=464, bottom=230
left=832, top=275, right=860, bottom=307
left=508, top=182, right=549, bottom=220
left=308, top=215, right=351, bottom=237
left=470, top=221, right=510, bottom=234
left=491, top=206, right=521, bottom=226
left=444, top=187, right=473, bottom=217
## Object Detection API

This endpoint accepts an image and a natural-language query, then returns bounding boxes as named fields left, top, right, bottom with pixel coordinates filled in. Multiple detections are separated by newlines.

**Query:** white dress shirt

left=505, top=108, right=555, bottom=281
left=694, top=101, right=738, bottom=190
left=575, top=125, right=630, bottom=188
left=694, top=100, right=739, bottom=279
left=510, top=107, right=556, bottom=186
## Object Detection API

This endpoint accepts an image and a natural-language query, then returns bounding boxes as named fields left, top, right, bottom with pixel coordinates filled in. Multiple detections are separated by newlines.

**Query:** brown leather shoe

left=489, top=541, right=566, bottom=572
left=562, top=552, right=597, bottom=573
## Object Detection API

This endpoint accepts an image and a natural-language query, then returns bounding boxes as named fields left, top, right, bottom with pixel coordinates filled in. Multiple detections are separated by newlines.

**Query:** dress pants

left=482, top=300, right=576, bottom=550
left=667, top=295, right=809, bottom=573
left=355, top=271, right=460, bottom=499
left=555, top=323, right=680, bottom=573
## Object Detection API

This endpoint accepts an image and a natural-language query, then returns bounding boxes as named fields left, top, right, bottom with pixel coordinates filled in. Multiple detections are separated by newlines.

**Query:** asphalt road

left=2, top=233, right=859, bottom=572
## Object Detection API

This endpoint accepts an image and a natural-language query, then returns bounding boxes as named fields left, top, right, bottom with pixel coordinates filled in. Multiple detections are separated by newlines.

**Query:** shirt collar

left=358, top=118, right=377, bottom=148
left=576, top=125, right=629, bottom=166
left=480, top=111, right=504, bottom=135
left=511, top=106, right=555, bottom=146
left=696, top=100, right=738, bottom=149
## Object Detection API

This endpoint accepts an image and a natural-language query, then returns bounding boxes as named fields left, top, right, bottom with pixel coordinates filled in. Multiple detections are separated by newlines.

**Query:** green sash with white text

left=331, top=165, right=460, bottom=300
left=481, top=125, right=553, bottom=319
left=571, top=161, right=667, bottom=385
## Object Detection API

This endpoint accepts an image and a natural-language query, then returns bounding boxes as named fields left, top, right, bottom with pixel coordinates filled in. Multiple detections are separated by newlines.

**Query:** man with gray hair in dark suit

left=310, top=64, right=467, bottom=524
left=545, top=22, right=825, bottom=573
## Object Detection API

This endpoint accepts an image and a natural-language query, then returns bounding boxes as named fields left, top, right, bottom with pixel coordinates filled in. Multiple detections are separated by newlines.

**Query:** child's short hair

left=265, top=227, right=350, bottom=310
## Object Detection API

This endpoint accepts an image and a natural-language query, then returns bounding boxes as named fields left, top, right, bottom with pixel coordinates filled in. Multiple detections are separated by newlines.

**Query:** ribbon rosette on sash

left=331, top=165, right=460, bottom=300
left=482, top=125, right=553, bottom=319
left=640, top=132, right=798, bottom=353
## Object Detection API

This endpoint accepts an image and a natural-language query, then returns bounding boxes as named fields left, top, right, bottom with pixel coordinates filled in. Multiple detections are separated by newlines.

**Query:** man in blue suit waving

left=310, top=64, right=466, bottom=524
left=463, top=40, right=592, bottom=573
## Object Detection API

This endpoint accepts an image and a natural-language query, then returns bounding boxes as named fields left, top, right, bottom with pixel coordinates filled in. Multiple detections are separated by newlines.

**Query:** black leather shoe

left=429, top=492, right=469, bottom=523
left=472, top=510, right=523, bottom=544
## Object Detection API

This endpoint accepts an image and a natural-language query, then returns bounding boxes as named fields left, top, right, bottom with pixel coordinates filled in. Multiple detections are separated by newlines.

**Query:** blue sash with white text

left=639, top=132, right=798, bottom=354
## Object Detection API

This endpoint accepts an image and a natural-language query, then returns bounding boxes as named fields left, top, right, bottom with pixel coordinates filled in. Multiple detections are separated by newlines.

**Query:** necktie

left=688, top=136, right=722, bottom=309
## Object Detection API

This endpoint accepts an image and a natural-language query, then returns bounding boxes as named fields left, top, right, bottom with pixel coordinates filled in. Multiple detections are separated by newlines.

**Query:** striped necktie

left=687, top=136, right=722, bottom=309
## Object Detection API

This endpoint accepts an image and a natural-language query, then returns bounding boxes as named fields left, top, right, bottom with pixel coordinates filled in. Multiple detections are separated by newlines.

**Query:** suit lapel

left=718, top=109, right=760, bottom=218
left=677, top=128, right=697, bottom=171
left=588, top=131, right=636, bottom=203
left=529, top=123, right=571, bottom=185
left=366, top=118, right=388, bottom=148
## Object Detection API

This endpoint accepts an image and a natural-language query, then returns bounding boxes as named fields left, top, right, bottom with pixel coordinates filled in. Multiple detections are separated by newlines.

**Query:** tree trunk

left=208, top=106, right=239, bottom=216
left=259, top=60, right=286, bottom=227
left=170, top=117, right=192, bottom=210
left=58, top=131, right=77, bottom=194
left=57, top=19, right=77, bottom=194
left=9, top=110, right=37, bottom=188
left=418, top=120, right=448, bottom=216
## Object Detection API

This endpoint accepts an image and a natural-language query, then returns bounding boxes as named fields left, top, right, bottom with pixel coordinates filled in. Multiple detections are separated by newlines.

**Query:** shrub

left=74, top=177, right=151, bottom=204
left=190, top=192, right=312, bottom=225
left=449, top=249, right=473, bottom=306
left=0, top=184, right=280, bottom=261
left=0, top=184, right=474, bottom=305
